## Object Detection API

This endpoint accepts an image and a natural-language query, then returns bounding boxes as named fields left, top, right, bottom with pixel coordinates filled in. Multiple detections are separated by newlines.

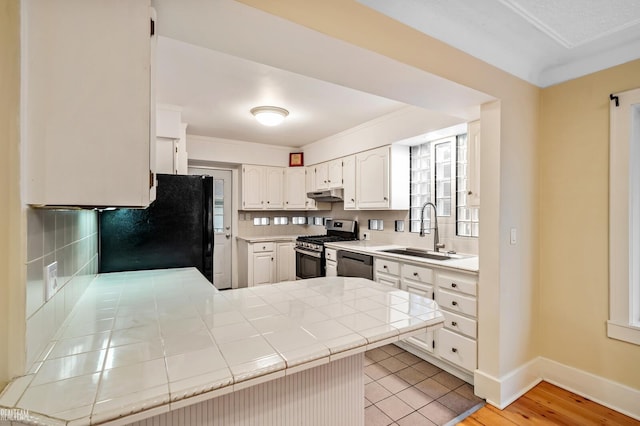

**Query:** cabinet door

left=325, top=260, right=337, bottom=277
left=24, top=0, right=154, bottom=207
left=285, top=168, right=307, bottom=209
left=305, top=167, right=317, bottom=209
left=356, top=147, right=390, bottom=209
left=401, top=279, right=435, bottom=353
left=276, top=242, right=296, bottom=282
left=327, top=159, right=343, bottom=189
left=252, top=252, right=274, bottom=285
left=242, top=165, right=264, bottom=209
left=343, top=155, right=356, bottom=209
left=265, top=167, right=285, bottom=209
left=467, top=120, right=481, bottom=207
left=314, top=162, right=329, bottom=190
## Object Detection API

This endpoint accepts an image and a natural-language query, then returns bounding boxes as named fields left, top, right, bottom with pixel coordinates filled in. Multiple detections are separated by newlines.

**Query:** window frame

left=608, top=87, right=640, bottom=345
left=409, top=136, right=455, bottom=233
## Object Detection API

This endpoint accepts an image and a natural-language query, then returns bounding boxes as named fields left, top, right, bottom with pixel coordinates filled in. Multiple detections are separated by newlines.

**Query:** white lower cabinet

left=325, top=248, right=338, bottom=277
left=378, top=255, right=479, bottom=383
left=238, top=240, right=295, bottom=287
left=374, top=259, right=400, bottom=288
left=276, top=242, right=296, bottom=282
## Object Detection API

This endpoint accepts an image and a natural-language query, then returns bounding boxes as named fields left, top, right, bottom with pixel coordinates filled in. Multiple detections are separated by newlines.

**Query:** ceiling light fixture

left=250, top=106, right=289, bottom=127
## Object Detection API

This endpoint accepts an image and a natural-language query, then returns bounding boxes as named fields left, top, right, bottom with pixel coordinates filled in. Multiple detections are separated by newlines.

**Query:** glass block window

left=409, top=137, right=453, bottom=233
left=456, top=134, right=479, bottom=237
left=409, top=143, right=431, bottom=233
left=410, top=132, right=479, bottom=238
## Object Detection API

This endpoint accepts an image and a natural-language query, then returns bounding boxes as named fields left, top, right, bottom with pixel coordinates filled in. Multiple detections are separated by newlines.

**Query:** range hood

left=307, top=188, right=344, bottom=202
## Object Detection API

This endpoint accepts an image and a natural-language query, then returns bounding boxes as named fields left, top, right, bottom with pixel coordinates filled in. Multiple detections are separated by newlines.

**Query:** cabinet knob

left=263, top=246, right=266, bottom=250
left=351, top=198, right=355, bottom=202
left=413, top=272, right=418, bottom=277
left=468, top=191, right=473, bottom=195
left=383, top=197, right=388, bottom=201
left=452, top=301, right=458, bottom=306
left=383, top=265, right=388, bottom=269
left=271, top=257, right=274, bottom=261
left=451, top=321, right=458, bottom=327
left=451, top=348, right=458, bottom=353
left=451, top=283, right=457, bottom=288
left=286, top=201, right=289, bottom=204
left=267, top=201, right=270, bottom=204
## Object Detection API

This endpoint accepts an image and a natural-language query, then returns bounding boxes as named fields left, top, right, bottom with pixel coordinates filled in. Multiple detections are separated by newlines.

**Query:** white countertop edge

left=324, top=241, right=479, bottom=273
left=235, top=235, right=299, bottom=243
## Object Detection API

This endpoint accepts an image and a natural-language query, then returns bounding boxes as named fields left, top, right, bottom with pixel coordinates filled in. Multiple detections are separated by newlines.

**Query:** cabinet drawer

left=437, top=289, right=477, bottom=317
left=437, top=271, right=477, bottom=296
left=375, top=258, right=400, bottom=276
left=437, top=329, right=477, bottom=372
left=253, top=242, right=275, bottom=253
left=325, top=248, right=337, bottom=261
left=402, top=264, right=433, bottom=283
left=402, top=280, right=434, bottom=299
left=376, top=274, right=400, bottom=288
left=442, top=310, right=477, bottom=339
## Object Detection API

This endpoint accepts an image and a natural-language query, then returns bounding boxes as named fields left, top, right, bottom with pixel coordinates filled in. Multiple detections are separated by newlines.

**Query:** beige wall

left=238, top=0, right=541, bottom=399
left=539, top=59, right=640, bottom=389
left=0, top=0, right=25, bottom=389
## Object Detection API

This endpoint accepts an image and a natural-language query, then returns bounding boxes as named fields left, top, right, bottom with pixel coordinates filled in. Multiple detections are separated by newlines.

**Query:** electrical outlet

left=44, top=261, right=58, bottom=302
left=362, top=232, right=370, bottom=241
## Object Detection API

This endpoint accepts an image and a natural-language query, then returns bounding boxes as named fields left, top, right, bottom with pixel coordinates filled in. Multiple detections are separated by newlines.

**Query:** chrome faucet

left=420, top=201, right=445, bottom=252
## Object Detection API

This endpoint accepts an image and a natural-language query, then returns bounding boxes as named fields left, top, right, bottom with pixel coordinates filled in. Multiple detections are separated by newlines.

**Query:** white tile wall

left=25, top=208, right=98, bottom=370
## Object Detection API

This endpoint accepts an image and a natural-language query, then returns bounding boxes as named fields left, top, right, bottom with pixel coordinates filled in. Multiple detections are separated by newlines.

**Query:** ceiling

left=156, top=37, right=406, bottom=148
left=153, top=0, right=494, bottom=149
left=154, top=0, right=640, bottom=148
left=359, top=0, right=640, bottom=87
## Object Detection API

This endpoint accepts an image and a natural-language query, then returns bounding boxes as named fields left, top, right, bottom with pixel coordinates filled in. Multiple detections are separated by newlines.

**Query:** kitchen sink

left=379, top=248, right=465, bottom=261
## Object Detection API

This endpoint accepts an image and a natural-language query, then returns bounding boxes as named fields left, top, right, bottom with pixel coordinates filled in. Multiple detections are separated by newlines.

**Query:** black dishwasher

left=337, top=250, right=373, bottom=280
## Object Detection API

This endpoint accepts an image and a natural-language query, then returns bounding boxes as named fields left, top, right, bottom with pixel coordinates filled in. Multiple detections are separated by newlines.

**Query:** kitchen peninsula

left=0, top=268, right=444, bottom=426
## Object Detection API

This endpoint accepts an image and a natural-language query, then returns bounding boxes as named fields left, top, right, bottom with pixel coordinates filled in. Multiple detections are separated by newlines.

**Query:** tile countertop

left=324, top=241, right=480, bottom=273
left=0, top=268, right=444, bottom=426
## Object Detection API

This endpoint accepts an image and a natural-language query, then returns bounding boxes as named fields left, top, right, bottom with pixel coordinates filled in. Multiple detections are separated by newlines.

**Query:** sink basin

left=379, top=248, right=463, bottom=261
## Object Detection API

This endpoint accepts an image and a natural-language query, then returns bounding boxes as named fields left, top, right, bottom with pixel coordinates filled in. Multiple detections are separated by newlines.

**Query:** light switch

left=510, top=228, right=517, bottom=245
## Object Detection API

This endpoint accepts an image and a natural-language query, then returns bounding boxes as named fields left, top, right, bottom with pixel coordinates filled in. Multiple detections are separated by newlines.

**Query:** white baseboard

left=475, top=357, right=640, bottom=421
left=539, top=357, right=640, bottom=421
left=474, top=357, right=541, bottom=409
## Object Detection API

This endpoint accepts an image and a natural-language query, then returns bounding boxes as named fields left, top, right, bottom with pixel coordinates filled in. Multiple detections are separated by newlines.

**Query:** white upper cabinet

left=241, top=165, right=265, bottom=209
left=313, top=159, right=343, bottom=190
left=241, top=165, right=284, bottom=210
left=356, top=145, right=409, bottom=209
left=156, top=106, right=188, bottom=175
left=305, top=166, right=318, bottom=209
left=265, top=167, right=285, bottom=209
left=24, top=0, right=156, bottom=207
left=466, top=120, right=481, bottom=207
left=343, top=155, right=356, bottom=209
left=284, top=167, right=307, bottom=209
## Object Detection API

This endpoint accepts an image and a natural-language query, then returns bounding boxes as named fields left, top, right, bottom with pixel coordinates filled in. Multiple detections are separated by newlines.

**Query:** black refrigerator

left=99, top=174, right=214, bottom=285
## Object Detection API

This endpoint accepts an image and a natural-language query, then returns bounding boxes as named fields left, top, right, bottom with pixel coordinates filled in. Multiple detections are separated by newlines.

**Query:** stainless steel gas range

left=294, top=219, right=358, bottom=279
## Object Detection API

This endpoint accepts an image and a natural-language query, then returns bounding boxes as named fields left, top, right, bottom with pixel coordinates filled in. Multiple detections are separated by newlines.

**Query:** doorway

left=189, top=167, right=233, bottom=289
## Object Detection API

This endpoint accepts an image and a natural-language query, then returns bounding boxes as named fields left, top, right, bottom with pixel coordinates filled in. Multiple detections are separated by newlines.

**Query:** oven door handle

left=294, top=247, right=322, bottom=259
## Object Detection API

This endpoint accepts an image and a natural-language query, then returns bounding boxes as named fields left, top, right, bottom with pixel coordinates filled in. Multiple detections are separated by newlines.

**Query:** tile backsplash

left=237, top=205, right=478, bottom=255
left=25, top=208, right=98, bottom=369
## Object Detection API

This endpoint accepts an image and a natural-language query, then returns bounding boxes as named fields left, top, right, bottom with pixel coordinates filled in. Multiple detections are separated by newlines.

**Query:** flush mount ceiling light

left=250, top=106, right=289, bottom=127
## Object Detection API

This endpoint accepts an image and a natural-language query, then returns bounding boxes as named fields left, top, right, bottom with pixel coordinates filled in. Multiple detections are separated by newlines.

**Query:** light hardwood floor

left=458, top=381, right=639, bottom=425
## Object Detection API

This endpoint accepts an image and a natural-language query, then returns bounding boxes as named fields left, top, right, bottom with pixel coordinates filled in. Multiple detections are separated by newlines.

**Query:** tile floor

left=364, top=344, right=484, bottom=426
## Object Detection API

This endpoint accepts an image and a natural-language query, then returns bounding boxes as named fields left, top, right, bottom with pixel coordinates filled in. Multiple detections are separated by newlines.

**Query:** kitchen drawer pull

left=451, top=283, right=457, bottom=288
left=451, top=348, right=458, bottom=353
left=262, top=246, right=266, bottom=250
left=451, top=321, right=458, bottom=327
left=413, top=272, right=419, bottom=277
left=451, top=301, right=458, bottom=306
left=383, top=265, right=388, bottom=269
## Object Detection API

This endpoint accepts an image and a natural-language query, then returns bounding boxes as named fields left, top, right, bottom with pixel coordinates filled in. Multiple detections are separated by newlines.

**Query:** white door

left=190, top=168, right=233, bottom=290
